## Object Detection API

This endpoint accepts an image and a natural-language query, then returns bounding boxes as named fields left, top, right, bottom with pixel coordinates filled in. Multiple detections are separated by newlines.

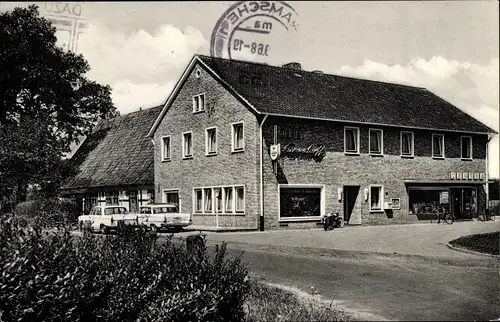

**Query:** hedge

left=0, top=216, right=250, bottom=321
left=11, top=199, right=80, bottom=228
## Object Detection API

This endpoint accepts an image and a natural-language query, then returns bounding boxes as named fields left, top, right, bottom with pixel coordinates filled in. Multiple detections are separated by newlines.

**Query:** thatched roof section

left=62, top=106, right=162, bottom=190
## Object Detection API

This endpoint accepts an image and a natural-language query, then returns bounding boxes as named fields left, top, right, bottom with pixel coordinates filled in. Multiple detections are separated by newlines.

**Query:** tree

left=0, top=5, right=118, bottom=208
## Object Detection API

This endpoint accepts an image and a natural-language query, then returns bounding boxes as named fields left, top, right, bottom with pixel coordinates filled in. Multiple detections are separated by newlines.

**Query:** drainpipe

left=485, top=133, right=494, bottom=210
left=259, top=115, right=269, bottom=231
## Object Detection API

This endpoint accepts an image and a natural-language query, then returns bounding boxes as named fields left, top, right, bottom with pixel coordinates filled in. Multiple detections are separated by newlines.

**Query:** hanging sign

left=270, top=144, right=280, bottom=160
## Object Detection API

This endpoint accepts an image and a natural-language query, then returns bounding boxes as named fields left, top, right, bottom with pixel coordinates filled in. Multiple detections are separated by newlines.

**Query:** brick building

left=62, top=106, right=161, bottom=214
left=147, top=55, right=497, bottom=230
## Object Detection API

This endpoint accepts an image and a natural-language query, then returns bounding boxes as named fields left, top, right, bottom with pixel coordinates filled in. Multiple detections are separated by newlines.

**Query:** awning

left=403, top=180, right=488, bottom=185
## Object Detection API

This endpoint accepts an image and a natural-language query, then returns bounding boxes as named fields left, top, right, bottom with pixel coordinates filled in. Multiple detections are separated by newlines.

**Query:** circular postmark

left=210, top=1, right=299, bottom=64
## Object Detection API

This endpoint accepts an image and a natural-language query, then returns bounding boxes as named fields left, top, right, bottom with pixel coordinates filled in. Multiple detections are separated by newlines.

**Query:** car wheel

left=100, top=225, right=109, bottom=234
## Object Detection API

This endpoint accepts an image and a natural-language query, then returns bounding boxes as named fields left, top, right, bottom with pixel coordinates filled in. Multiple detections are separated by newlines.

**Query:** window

left=432, top=134, right=444, bottom=158
left=105, top=192, right=119, bottom=205
left=192, top=93, right=205, bottom=113
left=224, top=187, right=233, bottom=212
left=182, top=132, right=193, bottom=158
left=204, top=188, right=212, bottom=212
left=369, top=129, right=383, bottom=155
left=232, top=122, right=244, bottom=152
left=401, top=131, right=414, bottom=157
left=164, top=190, right=179, bottom=208
left=370, top=186, right=383, bottom=212
left=161, top=136, right=171, bottom=161
left=461, top=136, right=472, bottom=159
left=280, top=187, right=322, bottom=219
left=192, top=185, right=244, bottom=214
left=205, top=127, right=217, bottom=155
left=194, top=189, right=202, bottom=213
left=235, top=186, right=245, bottom=213
left=344, top=127, right=360, bottom=154
left=214, top=188, right=223, bottom=213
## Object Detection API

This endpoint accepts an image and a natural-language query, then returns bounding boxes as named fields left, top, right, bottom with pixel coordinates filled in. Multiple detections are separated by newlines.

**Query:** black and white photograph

left=0, top=1, right=499, bottom=321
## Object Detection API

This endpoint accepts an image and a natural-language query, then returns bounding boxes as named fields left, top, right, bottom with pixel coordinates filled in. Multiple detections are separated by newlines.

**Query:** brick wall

left=153, top=62, right=260, bottom=228
left=261, top=116, right=488, bottom=229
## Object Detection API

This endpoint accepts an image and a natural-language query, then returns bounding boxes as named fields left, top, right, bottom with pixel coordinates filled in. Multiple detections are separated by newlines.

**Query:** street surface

left=172, top=221, right=500, bottom=321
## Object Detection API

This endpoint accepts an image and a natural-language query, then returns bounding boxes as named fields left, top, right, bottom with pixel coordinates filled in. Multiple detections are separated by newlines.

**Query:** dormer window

left=192, top=94, right=205, bottom=113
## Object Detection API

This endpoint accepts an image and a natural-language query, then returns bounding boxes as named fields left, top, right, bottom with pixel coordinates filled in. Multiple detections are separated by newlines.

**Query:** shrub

left=0, top=216, right=250, bottom=321
left=12, top=198, right=79, bottom=228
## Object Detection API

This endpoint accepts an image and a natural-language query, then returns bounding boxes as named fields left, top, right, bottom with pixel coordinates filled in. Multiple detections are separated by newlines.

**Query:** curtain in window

left=195, top=189, right=202, bottom=212
left=208, top=130, right=216, bottom=153
left=214, top=188, right=222, bottom=212
left=346, top=129, right=356, bottom=151
left=235, top=187, right=244, bottom=212
left=200, top=95, right=205, bottom=110
left=225, top=187, right=233, bottom=212
left=371, top=187, right=381, bottom=209
left=433, top=135, right=443, bottom=157
left=184, top=134, right=192, bottom=156
left=204, top=189, right=212, bottom=212
left=163, top=137, right=170, bottom=159
left=402, top=133, right=412, bottom=155
left=234, top=124, right=243, bottom=149
left=370, top=131, right=381, bottom=153
left=461, top=138, right=471, bottom=158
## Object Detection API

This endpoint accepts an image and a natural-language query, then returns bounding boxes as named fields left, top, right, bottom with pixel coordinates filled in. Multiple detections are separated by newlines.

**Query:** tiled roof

left=198, top=55, right=495, bottom=134
left=63, top=106, right=162, bottom=190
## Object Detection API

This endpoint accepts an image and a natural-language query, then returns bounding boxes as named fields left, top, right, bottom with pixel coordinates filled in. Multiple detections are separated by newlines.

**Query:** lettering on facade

left=449, top=172, right=485, bottom=181
left=281, top=142, right=326, bottom=161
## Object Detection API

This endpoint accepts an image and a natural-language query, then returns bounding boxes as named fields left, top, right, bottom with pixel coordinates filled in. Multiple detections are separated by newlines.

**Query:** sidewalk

left=179, top=220, right=499, bottom=260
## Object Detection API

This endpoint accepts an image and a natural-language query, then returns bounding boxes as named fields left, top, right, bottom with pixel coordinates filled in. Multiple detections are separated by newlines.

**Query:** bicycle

left=430, top=207, right=455, bottom=224
left=478, top=209, right=495, bottom=222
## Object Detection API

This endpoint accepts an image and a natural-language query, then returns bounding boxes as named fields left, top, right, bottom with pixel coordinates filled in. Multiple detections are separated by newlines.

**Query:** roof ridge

left=196, top=54, right=427, bottom=91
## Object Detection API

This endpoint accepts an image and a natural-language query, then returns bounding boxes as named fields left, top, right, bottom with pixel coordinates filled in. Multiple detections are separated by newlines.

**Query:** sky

left=1, top=1, right=499, bottom=178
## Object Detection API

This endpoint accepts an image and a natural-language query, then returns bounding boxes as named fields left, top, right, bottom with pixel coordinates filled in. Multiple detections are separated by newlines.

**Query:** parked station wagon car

left=136, top=204, right=192, bottom=232
left=78, top=205, right=138, bottom=234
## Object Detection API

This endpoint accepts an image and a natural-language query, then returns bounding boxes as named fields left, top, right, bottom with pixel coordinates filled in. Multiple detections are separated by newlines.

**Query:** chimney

left=282, top=62, right=302, bottom=71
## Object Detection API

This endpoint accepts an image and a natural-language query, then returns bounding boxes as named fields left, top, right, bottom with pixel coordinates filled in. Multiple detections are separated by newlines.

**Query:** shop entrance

left=408, top=186, right=477, bottom=220
left=450, top=188, right=476, bottom=219
left=343, top=186, right=360, bottom=224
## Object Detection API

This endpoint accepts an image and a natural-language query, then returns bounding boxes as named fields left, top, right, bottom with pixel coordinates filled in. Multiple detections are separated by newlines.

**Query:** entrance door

left=164, top=190, right=180, bottom=211
left=343, top=186, right=360, bottom=224
left=129, top=191, right=138, bottom=213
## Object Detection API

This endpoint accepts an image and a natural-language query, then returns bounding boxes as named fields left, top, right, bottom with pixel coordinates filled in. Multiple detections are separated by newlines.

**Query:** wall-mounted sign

left=391, top=198, right=401, bottom=210
left=450, top=172, right=486, bottom=181
left=282, top=143, right=326, bottom=159
left=278, top=127, right=303, bottom=139
left=270, top=144, right=280, bottom=160
left=440, top=191, right=449, bottom=204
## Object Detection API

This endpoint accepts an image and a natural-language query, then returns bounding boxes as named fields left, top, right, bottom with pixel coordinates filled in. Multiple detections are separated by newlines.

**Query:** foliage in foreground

left=245, top=280, right=356, bottom=322
left=0, top=216, right=249, bottom=322
left=450, top=232, right=499, bottom=255
left=10, top=199, right=79, bottom=229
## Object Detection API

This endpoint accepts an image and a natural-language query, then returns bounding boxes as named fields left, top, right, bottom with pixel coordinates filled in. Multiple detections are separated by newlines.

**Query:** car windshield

left=139, top=207, right=150, bottom=214
left=104, top=207, right=129, bottom=215
left=152, top=206, right=178, bottom=214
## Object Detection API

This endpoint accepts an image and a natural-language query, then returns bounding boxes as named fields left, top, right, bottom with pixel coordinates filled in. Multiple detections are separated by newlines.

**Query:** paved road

left=171, top=221, right=500, bottom=321
left=188, top=220, right=500, bottom=259
left=201, top=244, right=499, bottom=321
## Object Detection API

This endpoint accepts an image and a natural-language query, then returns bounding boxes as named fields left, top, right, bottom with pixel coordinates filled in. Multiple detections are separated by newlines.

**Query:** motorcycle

left=322, top=212, right=344, bottom=231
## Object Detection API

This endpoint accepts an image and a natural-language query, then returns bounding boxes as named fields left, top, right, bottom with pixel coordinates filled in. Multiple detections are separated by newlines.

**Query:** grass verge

left=245, top=279, right=387, bottom=321
left=450, top=232, right=499, bottom=255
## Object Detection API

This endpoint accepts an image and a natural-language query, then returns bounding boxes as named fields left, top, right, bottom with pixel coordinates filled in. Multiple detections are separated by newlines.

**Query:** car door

left=91, top=207, right=101, bottom=230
